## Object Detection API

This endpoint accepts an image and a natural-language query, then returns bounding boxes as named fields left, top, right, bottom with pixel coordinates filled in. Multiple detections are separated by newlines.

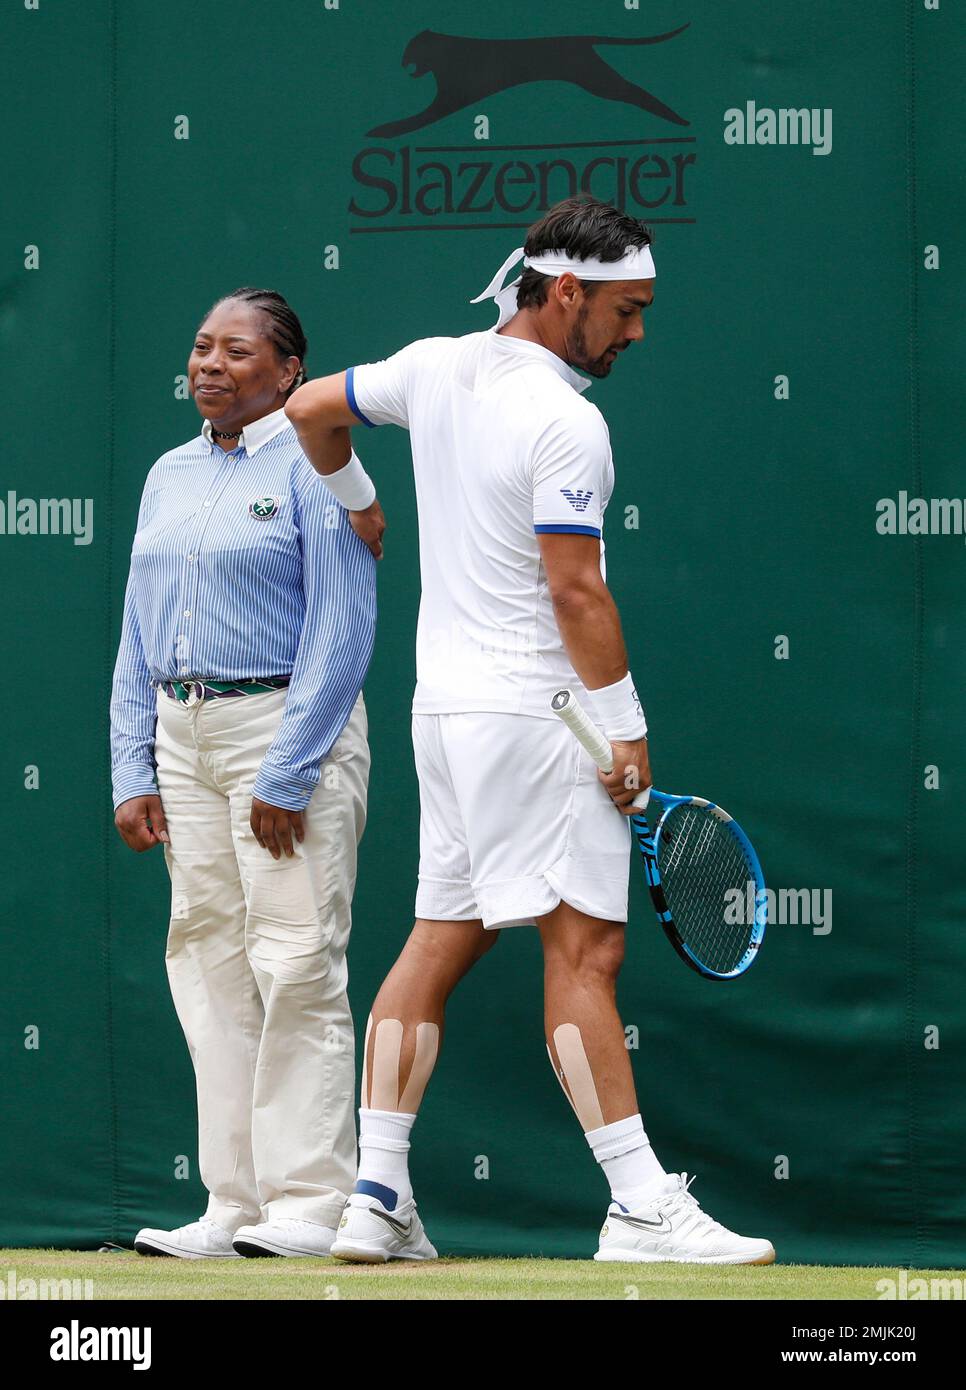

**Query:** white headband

left=471, top=244, right=656, bottom=330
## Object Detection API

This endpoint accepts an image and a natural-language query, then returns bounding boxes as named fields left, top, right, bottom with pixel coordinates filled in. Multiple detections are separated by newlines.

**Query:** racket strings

left=657, top=806, right=757, bottom=974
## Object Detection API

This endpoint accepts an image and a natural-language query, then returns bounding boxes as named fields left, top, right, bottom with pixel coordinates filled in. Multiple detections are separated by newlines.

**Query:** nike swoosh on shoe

left=610, top=1212, right=674, bottom=1234
left=362, top=1207, right=413, bottom=1239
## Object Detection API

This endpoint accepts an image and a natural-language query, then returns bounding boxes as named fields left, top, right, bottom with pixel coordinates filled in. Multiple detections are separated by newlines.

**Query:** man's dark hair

left=516, top=195, right=652, bottom=313
left=200, top=287, right=309, bottom=394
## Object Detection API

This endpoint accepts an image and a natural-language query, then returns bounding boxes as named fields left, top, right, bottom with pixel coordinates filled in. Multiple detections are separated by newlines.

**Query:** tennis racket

left=551, top=688, right=767, bottom=980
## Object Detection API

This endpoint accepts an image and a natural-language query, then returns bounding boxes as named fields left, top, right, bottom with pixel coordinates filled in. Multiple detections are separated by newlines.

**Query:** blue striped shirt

left=110, top=408, right=376, bottom=812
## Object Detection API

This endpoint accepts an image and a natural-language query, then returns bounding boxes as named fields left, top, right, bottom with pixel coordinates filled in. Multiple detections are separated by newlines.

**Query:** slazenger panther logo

left=248, top=496, right=280, bottom=519
left=367, top=26, right=691, bottom=138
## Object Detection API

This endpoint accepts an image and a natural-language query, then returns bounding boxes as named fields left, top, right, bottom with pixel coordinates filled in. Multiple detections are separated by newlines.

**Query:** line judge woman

left=110, top=287, right=384, bottom=1259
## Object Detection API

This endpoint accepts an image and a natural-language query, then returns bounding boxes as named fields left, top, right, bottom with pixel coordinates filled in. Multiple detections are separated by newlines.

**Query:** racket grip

left=552, top=688, right=613, bottom=769
left=551, top=688, right=651, bottom=810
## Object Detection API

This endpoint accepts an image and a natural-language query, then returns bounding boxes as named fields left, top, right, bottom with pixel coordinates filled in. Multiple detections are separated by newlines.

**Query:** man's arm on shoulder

left=285, top=338, right=429, bottom=472
left=286, top=342, right=429, bottom=557
left=285, top=371, right=356, bottom=475
left=286, top=371, right=386, bottom=556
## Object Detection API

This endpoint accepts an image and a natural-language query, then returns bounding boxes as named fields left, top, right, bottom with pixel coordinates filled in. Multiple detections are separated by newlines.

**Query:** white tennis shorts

left=412, top=712, right=631, bottom=930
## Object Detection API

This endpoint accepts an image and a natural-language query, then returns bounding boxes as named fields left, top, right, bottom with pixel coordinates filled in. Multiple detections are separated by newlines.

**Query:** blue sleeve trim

left=534, top=523, right=602, bottom=538
left=345, top=366, right=377, bottom=429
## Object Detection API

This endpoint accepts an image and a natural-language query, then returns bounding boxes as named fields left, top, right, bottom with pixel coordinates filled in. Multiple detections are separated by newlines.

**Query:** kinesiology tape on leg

left=365, top=1017, right=440, bottom=1113
left=549, top=1023, right=605, bottom=1132
left=399, top=1022, right=440, bottom=1112
left=360, top=1014, right=373, bottom=1108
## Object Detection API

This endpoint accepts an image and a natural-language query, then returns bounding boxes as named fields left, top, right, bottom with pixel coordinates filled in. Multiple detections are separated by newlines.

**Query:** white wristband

left=586, top=673, right=647, bottom=741
left=320, top=450, right=376, bottom=511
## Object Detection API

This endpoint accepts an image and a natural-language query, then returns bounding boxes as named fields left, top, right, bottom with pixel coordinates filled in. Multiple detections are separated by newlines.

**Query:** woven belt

left=158, top=675, right=291, bottom=704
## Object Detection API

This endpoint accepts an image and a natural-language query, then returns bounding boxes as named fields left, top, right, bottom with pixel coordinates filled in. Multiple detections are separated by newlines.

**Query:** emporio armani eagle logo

left=367, top=26, right=691, bottom=139
left=561, top=488, right=594, bottom=513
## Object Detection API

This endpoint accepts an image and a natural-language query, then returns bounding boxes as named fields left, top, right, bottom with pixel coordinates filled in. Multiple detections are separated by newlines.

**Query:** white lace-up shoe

left=330, top=1193, right=438, bottom=1263
left=595, top=1172, right=776, bottom=1265
left=232, top=1218, right=338, bottom=1258
left=134, top=1216, right=241, bottom=1259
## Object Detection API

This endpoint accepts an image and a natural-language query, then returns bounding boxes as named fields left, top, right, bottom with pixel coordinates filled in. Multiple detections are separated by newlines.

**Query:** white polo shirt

left=347, top=327, right=615, bottom=718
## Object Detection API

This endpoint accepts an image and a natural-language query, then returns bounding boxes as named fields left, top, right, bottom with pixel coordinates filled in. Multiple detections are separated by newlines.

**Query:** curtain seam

left=102, top=0, right=122, bottom=1246
left=903, top=0, right=924, bottom=1269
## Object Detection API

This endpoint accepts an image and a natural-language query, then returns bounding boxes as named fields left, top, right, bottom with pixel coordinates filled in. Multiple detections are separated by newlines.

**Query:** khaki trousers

left=154, top=686, right=369, bottom=1232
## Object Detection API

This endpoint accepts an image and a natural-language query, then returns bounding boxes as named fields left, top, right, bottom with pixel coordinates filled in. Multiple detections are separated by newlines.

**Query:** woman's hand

left=115, top=795, right=169, bottom=851
left=251, top=797, right=305, bottom=860
left=349, top=498, right=386, bottom=560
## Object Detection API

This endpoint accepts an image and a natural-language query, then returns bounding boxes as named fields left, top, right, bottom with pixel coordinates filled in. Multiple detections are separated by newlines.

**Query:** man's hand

left=115, top=794, right=169, bottom=852
left=250, top=797, right=305, bottom=859
left=599, top=738, right=652, bottom=815
left=349, top=498, right=386, bottom=560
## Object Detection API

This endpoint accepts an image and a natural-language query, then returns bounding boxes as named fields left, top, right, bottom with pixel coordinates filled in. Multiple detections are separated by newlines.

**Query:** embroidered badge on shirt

left=249, top=496, right=281, bottom=520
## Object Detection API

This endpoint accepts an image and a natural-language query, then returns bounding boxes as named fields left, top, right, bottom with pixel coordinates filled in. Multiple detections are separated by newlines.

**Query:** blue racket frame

left=629, top=791, right=768, bottom=981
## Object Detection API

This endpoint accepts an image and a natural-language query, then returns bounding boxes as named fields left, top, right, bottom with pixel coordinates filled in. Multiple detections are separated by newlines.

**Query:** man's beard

left=566, top=302, right=613, bottom=378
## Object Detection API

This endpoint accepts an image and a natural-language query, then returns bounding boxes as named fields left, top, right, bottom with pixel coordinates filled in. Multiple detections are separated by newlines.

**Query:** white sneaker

left=134, top=1216, right=241, bottom=1259
left=232, top=1218, right=338, bottom=1258
left=595, top=1172, right=776, bottom=1265
left=330, top=1193, right=438, bottom=1263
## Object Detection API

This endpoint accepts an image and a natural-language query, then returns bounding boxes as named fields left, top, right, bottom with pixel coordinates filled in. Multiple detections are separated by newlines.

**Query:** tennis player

left=285, top=195, right=775, bottom=1265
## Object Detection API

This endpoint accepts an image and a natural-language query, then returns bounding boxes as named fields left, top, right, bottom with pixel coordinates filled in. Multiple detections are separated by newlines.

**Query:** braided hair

left=200, top=287, right=309, bottom=395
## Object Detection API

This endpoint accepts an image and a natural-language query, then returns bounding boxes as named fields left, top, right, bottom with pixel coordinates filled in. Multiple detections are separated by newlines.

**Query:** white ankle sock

left=355, top=1108, right=416, bottom=1210
left=585, top=1113, right=668, bottom=1210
